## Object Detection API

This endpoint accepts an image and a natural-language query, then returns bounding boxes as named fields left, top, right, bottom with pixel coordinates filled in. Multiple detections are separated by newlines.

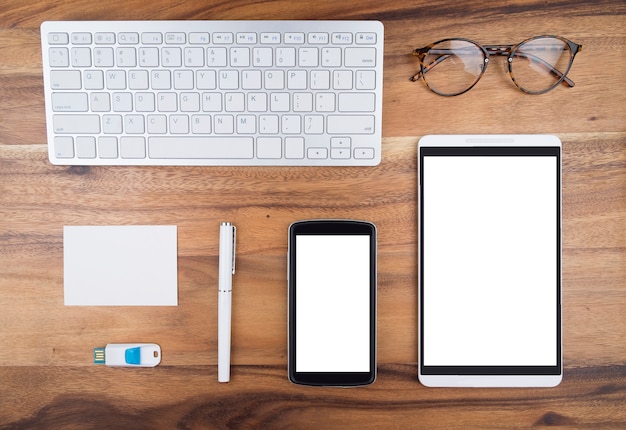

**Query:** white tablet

left=417, top=135, right=562, bottom=387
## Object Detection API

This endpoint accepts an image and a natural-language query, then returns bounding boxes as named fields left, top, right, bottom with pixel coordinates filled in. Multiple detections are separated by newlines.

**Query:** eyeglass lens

left=421, top=40, right=486, bottom=96
left=420, top=37, right=575, bottom=95
left=510, top=37, right=573, bottom=93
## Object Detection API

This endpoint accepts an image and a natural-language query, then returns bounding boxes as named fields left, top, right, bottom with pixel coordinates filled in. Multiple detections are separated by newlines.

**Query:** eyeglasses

left=410, top=35, right=582, bottom=96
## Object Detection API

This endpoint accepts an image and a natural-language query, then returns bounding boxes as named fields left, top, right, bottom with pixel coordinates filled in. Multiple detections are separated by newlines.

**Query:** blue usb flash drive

left=93, top=343, right=161, bottom=367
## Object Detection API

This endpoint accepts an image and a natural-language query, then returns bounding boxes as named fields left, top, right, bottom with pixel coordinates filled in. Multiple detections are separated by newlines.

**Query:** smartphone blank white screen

left=423, top=155, right=557, bottom=366
left=295, top=235, right=370, bottom=372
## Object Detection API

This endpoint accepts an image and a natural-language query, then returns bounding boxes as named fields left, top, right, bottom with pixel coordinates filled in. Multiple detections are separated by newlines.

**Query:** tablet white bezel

left=417, top=134, right=562, bottom=387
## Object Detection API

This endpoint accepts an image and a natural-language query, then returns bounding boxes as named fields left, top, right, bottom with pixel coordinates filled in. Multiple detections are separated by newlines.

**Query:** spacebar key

left=148, top=137, right=254, bottom=159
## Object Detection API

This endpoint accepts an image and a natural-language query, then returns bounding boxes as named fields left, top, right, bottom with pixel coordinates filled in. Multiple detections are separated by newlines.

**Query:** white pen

left=218, top=222, right=236, bottom=383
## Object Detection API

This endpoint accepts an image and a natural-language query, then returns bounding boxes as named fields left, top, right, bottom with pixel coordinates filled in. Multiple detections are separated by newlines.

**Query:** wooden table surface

left=1, top=0, right=625, bottom=428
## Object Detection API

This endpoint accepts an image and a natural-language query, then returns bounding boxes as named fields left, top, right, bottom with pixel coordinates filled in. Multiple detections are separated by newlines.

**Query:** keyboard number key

left=72, top=48, right=91, bottom=67
left=94, top=48, right=114, bottom=67
left=253, top=48, right=273, bottom=67
left=275, top=49, right=295, bottom=69
left=207, top=48, right=227, bottom=67
left=116, top=47, right=137, bottom=67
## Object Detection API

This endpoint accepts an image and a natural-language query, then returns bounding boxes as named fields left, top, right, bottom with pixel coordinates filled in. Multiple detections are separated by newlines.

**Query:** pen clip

left=231, top=225, right=236, bottom=275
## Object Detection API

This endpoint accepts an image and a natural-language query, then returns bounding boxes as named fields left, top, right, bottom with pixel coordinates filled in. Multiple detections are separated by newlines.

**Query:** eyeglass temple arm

left=409, top=50, right=451, bottom=81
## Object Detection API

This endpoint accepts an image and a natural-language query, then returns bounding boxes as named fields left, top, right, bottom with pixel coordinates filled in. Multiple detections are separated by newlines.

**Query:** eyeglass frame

left=410, top=35, right=583, bottom=96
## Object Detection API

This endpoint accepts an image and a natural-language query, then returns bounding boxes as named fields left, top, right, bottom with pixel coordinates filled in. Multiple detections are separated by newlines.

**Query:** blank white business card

left=64, top=225, right=178, bottom=306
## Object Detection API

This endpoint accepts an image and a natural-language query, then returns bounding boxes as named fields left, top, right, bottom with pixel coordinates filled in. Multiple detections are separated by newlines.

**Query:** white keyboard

left=41, top=21, right=383, bottom=166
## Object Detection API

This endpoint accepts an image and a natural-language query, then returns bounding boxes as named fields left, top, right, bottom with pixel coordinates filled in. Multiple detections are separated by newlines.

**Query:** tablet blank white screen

left=423, top=156, right=557, bottom=366
left=295, top=235, right=370, bottom=372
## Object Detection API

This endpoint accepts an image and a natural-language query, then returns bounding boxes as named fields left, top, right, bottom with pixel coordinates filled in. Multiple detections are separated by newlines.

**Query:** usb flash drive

left=93, top=343, right=161, bottom=367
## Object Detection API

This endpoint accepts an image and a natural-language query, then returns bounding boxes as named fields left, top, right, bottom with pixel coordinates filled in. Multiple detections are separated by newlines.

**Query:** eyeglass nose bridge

left=483, top=45, right=515, bottom=56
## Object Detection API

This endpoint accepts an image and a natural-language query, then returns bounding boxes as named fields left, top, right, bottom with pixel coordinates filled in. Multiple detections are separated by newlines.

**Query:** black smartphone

left=288, top=219, right=377, bottom=386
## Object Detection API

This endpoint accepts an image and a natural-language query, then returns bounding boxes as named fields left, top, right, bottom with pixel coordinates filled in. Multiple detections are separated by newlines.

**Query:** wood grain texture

left=1, top=0, right=625, bottom=428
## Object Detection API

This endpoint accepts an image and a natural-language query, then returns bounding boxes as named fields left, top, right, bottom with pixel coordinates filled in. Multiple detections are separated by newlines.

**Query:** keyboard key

left=345, top=47, right=376, bottom=67
left=307, top=147, right=328, bottom=159
left=354, top=147, right=375, bottom=159
left=48, top=33, right=69, bottom=45
left=148, top=137, right=254, bottom=159
left=260, top=33, right=280, bottom=44
left=84, top=70, right=105, bottom=90
left=355, top=70, right=376, bottom=90
left=213, top=33, right=234, bottom=44
left=237, top=33, right=257, bottom=44
left=98, top=137, right=118, bottom=158
left=50, top=70, right=81, bottom=89
left=94, top=47, right=114, bottom=67
left=71, top=32, right=92, bottom=44
left=142, top=32, right=163, bottom=44
left=308, top=33, right=329, bottom=44
left=338, top=93, right=375, bottom=112
left=189, top=32, right=209, bottom=44
left=120, top=137, right=146, bottom=158
left=51, top=92, right=88, bottom=112
left=54, top=136, right=74, bottom=158
left=49, top=48, right=69, bottom=67
left=165, top=33, right=186, bottom=44
left=53, top=115, right=100, bottom=133
left=285, top=137, right=304, bottom=158
left=257, top=137, right=282, bottom=159
left=356, top=32, right=377, bottom=44
left=119, top=32, right=139, bottom=44
left=327, top=115, right=375, bottom=134
left=76, top=136, right=97, bottom=158
left=95, top=32, right=116, bottom=44
left=331, top=33, right=352, bottom=44
left=284, top=33, right=305, bottom=44
left=298, top=48, right=318, bottom=67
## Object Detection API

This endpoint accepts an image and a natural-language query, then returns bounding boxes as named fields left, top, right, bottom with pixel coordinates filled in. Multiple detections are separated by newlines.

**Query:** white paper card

left=64, top=225, right=178, bottom=306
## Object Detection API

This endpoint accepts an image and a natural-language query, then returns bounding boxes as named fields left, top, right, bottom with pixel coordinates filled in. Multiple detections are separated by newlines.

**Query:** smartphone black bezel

left=288, top=219, right=377, bottom=386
